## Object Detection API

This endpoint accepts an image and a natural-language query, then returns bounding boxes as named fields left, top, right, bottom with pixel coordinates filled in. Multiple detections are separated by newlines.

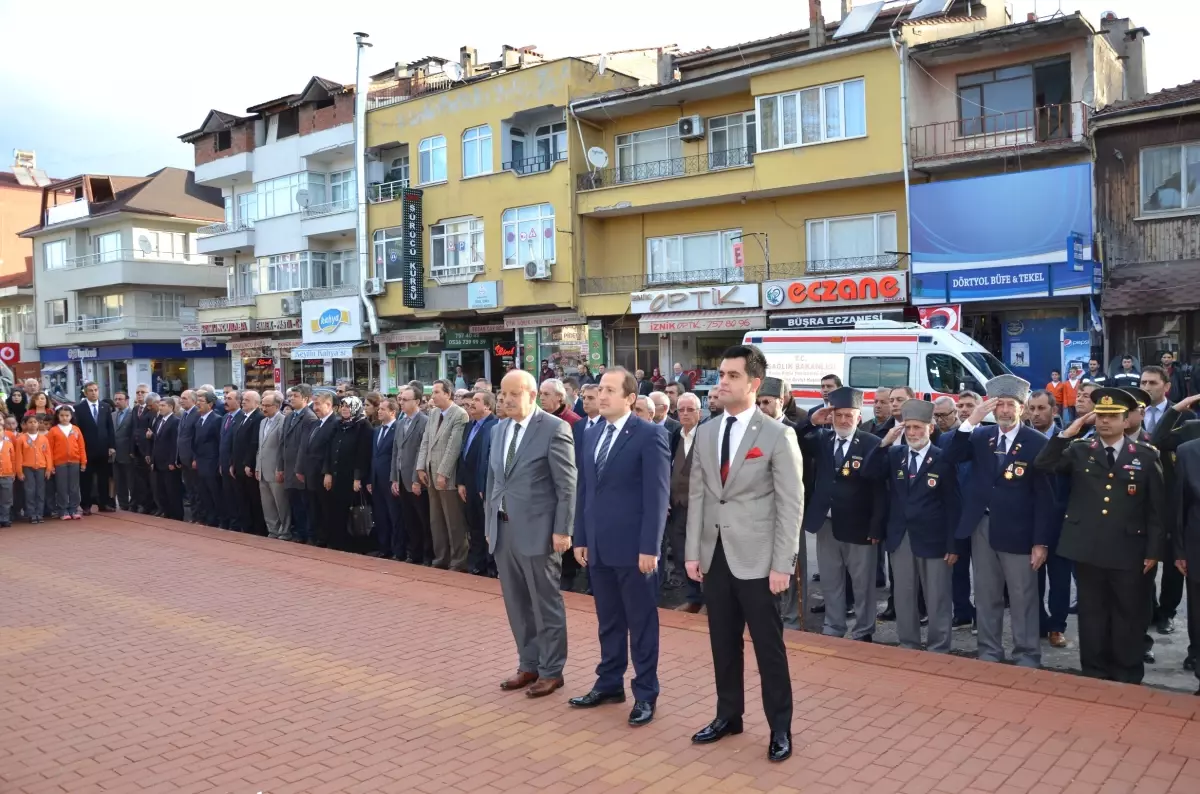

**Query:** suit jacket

left=415, top=403, right=469, bottom=488
left=1173, top=438, right=1200, bottom=581
left=113, top=406, right=135, bottom=461
left=192, top=410, right=221, bottom=477
left=177, top=407, right=199, bottom=467
left=370, top=421, right=399, bottom=484
left=862, top=442, right=961, bottom=558
left=300, top=415, right=338, bottom=490
left=685, top=408, right=804, bottom=579
left=73, top=399, right=115, bottom=459
left=134, top=405, right=157, bottom=460
left=485, top=409, right=577, bottom=556
left=149, top=414, right=180, bottom=470
left=575, top=414, right=671, bottom=567
left=944, top=424, right=1056, bottom=552
left=233, top=408, right=264, bottom=475
left=796, top=422, right=885, bottom=544
left=657, top=417, right=682, bottom=456
left=457, top=414, right=497, bottom=497
left=218, top=410, right=243, bottom=471
left=282, top=405, right=317, bottom=489
left=390, top=410, right=428, bottom=489
left=255, top=412, right=286, bottom=479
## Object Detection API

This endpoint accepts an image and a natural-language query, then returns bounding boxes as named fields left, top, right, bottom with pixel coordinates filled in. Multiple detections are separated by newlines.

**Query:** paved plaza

left=3, top=514, right=1200, bottom=793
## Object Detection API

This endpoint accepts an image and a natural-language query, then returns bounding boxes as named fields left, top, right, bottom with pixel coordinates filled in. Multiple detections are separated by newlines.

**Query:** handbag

left=349, top=490, right=373, bottom=538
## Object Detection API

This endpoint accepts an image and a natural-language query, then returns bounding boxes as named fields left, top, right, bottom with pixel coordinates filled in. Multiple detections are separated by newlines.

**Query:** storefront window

left=242, top=357, right=275, bottom=392
left=539, top=324, right=589, bottom=376
left=688, top=333, right=746, bottom=390
left=285, top=359, right=326, bottom=386
left=334, top=358, right=374, bottom=389
left=153, top=360, right=188, bottom=395
left=393, top=355, right=439, bottom=388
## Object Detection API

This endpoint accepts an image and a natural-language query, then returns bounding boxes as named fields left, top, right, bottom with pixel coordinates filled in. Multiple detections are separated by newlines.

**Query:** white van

left=744, top=320, right=1011, bottom=407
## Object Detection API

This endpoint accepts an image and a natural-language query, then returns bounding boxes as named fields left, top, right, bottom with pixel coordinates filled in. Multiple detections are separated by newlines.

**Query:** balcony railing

left=368, top=179, right=409, bottom=204
left=909, top=101, right=1088, bottom=162
left=302, top=284, right=360, bottom=300
left=303, top=198, right=354, bottom=218
left=198, top=295, right=256, bottom=309
left=577, top=259, right=902, bottom=295
left=198, top=219, right=255, bottom=236
left=577, top=147, right=753, bottom=191
left=503, top=151, right=567, bottom=176
left=60, top=248, right=214, bottom=269
left=366, top=73, right=455, bottom=111
left=65, top=315, right=185, bottom=334
left=430, top=261, right=486, bottom=285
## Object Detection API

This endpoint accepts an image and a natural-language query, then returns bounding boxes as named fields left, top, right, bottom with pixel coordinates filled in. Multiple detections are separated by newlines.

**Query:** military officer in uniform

left=1033, top=388, right=1164, bottom=684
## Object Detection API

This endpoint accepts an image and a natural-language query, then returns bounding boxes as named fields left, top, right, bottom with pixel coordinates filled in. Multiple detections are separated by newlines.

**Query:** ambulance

left=743, top=320, right=1011, bottom=407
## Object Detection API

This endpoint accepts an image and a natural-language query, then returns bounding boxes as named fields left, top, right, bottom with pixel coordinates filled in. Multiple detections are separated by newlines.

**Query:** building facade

left=20, top=168, right=229, bottom=398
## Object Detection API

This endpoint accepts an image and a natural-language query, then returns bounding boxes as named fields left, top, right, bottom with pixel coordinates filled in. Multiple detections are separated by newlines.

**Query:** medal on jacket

left=841, top=464, right=850, bottom=477
left=1128, top=484, right=1137, bottom=495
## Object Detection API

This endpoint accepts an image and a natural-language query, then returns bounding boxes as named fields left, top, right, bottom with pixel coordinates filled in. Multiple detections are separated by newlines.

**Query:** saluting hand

left=882, top=425, right=904, bottom=447
left=1061, top=412, right=1096, bottom=438
left=968, top=398, right=999, bottom=427
left=809, top=406, right=833, bottom=426
left=1175, top=394, right=1200, bottom=412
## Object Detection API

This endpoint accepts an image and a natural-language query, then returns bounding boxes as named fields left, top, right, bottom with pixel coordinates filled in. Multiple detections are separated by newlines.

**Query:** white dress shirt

left=959, top=419, right=1020, bottom=453
left=503, top=408, right=538, bottom=459
left=583, top=415, right=602, bottom=431
left=906, top=441, right=931, bottom=472
left=680, top=425, right=697, bottom=458
left=716, top=404, right=758, bottom=462
left=595, top=410, right=632, bottom=461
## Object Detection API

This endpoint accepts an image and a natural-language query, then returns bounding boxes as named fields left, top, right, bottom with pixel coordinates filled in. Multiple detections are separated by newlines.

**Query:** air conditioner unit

left=281, top=297, right=301, bottom=315
left=677, top=115, right=705, bottom=140
left=524, top=260, right=551, bottom=280
left=365, top=277, right=385, bottom=296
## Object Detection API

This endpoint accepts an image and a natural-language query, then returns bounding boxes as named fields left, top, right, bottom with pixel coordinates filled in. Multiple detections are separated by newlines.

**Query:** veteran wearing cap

left=948, top=374, right=1056, bottom=669
left=798, top=388, right=886, bottom=641
left=1123, top=387, right=1154, bottom=444
left=863, top=399, right=961, bottom=653
left=1034, top=388, right=1165, bottom=684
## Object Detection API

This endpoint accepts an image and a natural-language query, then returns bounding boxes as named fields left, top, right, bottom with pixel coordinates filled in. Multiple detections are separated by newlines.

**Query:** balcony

left=302, top=284, right=360, bottom=300
left=194, top=151, right=253, bottom=187
left=503, top=151, right=566, bottom=177
left=368, top=179, right=409, bottom=204
left=198, top=295, right=256, bottom=310
left=64, top=315, right=184, bottom=341
left=50, top=249, right=227, bottom=291
left=577, top=148, right=753, bottom=192
left=576, top=256, right=898, bottom=294
left=196, top=220, right=255, bottom=256
left=45, top=199, right=89, bottom=227
left=909, top=102, right=1089, bottom=167
left=430, top=261, right=486, bottom=286
left=301, top=198, right=355, bottom=240
left=366, top=73, right=455, bottom=112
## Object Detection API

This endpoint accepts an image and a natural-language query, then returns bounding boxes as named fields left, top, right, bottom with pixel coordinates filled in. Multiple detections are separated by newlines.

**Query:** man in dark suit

left=797, top=387, right=885, bottom=641
left=648, top=391, right=682, bottom=455
left=458, top=390, right=497, bottom=574
left=282, top=385, right=317, bottom=543
left=73, top=381, right=115, bottom=514
left=862, top=400, right=961, bottom=655
left=369, top=398, right=404, bottom=559
left=667, top=392, right=703, bottom=612
left=392, top=386, right=431, bottom=563
left=233, top=390, right=265, bottom=535
left=136, top=393, right=161, bottom=514
left=301, top=392, right=338, bottom=548
left=176, top=390, right=199, bottom=522
left=570, top=367, right=670, bottom=727
left=1035, top=388, right=1164, bottom=684
left=192, top=390, right=222, bottom=527
left=131, top=384, right=155, bottom=513
left=150, top=398, right=183, bottom=520
left=112, top=390, right=135, bottom=511
left=1172, top=435, right=1200, bottom=694
left=217, top=390, right=244, bottom=530
left=946, top=375, right=1055, bottom=669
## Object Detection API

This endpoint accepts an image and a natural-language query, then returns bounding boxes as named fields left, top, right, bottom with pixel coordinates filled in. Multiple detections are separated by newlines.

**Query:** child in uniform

left=48, top=405, right=86, bottom=520
left=17, top=414, right=51, bottom=524
left=0, top=427, right=16, bottom=527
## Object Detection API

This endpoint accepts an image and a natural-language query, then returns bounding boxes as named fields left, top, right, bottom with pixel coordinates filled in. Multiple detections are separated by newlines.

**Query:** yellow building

left=365, top=48, right=643, bottom=388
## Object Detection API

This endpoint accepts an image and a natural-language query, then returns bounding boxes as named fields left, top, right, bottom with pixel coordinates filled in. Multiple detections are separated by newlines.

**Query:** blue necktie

left=595, top=424, right=616, bottom=478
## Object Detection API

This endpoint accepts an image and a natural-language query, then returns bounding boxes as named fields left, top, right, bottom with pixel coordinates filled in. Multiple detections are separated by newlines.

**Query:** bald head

left=499, top=370, right=538, bottom=422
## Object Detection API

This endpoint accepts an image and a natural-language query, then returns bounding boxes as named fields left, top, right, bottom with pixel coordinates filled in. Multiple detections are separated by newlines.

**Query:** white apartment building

left=19, top=168, right=230, bottom=398
left=183, top=77, right=368, bottom=391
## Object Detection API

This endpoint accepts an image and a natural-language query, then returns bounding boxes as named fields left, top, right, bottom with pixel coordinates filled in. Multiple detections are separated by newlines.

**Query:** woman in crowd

left=453, top=366, right=468, bottom=390
left=26, top=392, right=53, bottom=422
left=323, top=395, right=372, bottom=551
left=6, top=387, right=26, bottom=420
left=364, top=392, right=382, bottom=426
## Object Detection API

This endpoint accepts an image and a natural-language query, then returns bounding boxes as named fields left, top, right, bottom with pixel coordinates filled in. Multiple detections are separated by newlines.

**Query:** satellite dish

left=597, top=54, right=609, bottom=76
left=137, top=235, right=153, bottom=254
left=586, top=147, right=610, bottom=168
left=446, top=62, right=465, bottom=82
left=295, top=188, right=311, bottom=208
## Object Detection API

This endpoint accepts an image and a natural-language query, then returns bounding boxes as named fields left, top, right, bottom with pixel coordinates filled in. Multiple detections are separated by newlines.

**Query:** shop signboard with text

left=629, top=284, right=761, bottom=314
left=301, top=297, right=363, bottom=344
left=401, top=189, right=425, bottom=309
left=768, top=309, right=904, bottom=330
left=639, top=313, right=766, bottom=334
left=1061, top=330, right=1091, bottom=377
left=909, top=164, right=1095, bottom=304
left=761, top=273, right=907, bottom=311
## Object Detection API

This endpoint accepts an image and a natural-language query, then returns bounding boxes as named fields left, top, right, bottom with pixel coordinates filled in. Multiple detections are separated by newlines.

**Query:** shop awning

left=638, top=310, right=767, bottom=334
left=1102, top=260, right=1200, bottom=315
left=290, top=342, right=366, bottom=361
left=40, top=364, right=67, bottom=374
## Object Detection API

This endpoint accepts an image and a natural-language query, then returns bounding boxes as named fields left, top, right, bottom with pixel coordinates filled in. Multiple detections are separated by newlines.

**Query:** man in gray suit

left=282, top=385, right=317, bottom=543
left=112, top=390, right=135, bottom=511
left=686, top=344, right=803, bottom=763
left=487, top=369, right=577, bottom=699
left=415, top=379, right=471, bottom=571
left=256, top=391, right=290, bottom=540
left=176, top=390, right=199, bottom=521
left=392, top=386, right=432, bottom=565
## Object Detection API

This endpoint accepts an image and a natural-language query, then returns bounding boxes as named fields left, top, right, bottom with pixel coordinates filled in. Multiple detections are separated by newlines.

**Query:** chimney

left=810, top=0, right=827, bottom=48
left=841, top=0, right=852, bottom=18
left=1099, top=16, right=1149, bottom=101
left=501, top=44, right=521, bottom=68
left=459, top=46, right=476, bottom=76
left=656, top=48, right=676, bottom=85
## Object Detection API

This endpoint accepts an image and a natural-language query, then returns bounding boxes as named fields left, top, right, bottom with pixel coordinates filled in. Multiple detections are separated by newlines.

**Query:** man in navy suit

left=191, top=390, right=222, bottom=527
left=176, top=391, right=199, bottom=522
left=458, top=390, right=498, bottom=574
left=73, top=381, right=116, bottom=514
left=862, top=400, right=961, bottom=653
left=218, top=390, right=244, bottom=530
left=946, top=375, right=1055, bottom=669
left=369, top=398, right=405, bottom=559
left=570, top=367, right=671, bottom=727
left=150, top=397, right=183, bottom=520
left=797, top=387, right=885, bottom=641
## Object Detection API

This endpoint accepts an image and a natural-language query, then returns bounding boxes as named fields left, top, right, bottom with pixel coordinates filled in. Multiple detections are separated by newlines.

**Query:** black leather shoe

left=691, top=717, right=743, bottom=744
left=878, top=606, right=896, bottom=621
left=628, top=700, right=654, bottom=726
left=1184, top=656, right=1196, bottom=672
left=1144, top=650, right=1156, bottom=665
left=1156, top=618, right=1176, bottom=635
left=568, top=689, right=626, bottom=708
left=857, top=635, right=873, bottom=643
left=768, top=730, right=792, bottom=762
left=810, top=603, right=826, bottom=614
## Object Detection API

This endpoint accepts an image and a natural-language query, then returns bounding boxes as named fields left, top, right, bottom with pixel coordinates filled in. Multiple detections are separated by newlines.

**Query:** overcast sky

left=0, top=0, right=1191, bottom=177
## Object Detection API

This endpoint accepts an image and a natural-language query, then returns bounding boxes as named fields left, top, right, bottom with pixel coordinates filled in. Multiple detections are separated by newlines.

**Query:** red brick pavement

left=2, top=513, right=1200, bottom=794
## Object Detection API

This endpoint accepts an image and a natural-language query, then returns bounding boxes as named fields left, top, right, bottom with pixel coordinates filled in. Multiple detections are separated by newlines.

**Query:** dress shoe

left=810, top=603, right=826, bottom=614
left=675, top=602, right=703, bottom=614
left=1156, top=617, right=1176, bottom=635
left=526, top=677, right=564, bottom=698
left=857, top=635, right=873, bottom=643
left=500, top=671, right=538, bottom=691
left=81, top=508, right=92, bottom=516
left=1184, top=656, right=1196, bottom=672
left=878, top=606, right=896, bottom=621
left=366, top=550, right=386, bottom=558
left=691, top=717, right=743, bottom=744
left=812, top=572, right=821, bottom=582
left=628, top=700, right=654, bottom=726
left=1144, top=650, right=1156, bottom=665
left=768, top=730, right=792, bottom=762
left=568, top=689, right=625, bottom=708
left=1047, top=631, right=1067, bottom=648
left=99, top=506, right=116, bottom=513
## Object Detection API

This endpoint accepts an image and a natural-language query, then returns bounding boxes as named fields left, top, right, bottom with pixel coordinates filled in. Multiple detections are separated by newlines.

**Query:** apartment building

left=903, top=8, right=1143, bottom=383
left=19, top=168, right=229, bottom=398
left=0, top=152, right=52, bottom=382
left=364, top=47, right=641, bottom=390
left=182, top=77, right=362, bottom=391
